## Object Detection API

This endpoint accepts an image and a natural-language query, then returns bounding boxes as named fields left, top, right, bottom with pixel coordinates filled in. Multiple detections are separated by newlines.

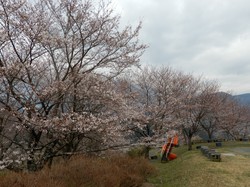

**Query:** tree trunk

left=143, top=146, right=151, bottom=159
left=27, top=159, right=38, bottom=172
left=187, top=136, right=192, bottom=151
left=182, top=128, right=193, bottom=151
left=208, top=131, right=213, bottom=141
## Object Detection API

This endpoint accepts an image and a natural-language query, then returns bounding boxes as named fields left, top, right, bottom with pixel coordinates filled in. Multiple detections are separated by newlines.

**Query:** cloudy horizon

left=111, top=0, right=250, bottom=95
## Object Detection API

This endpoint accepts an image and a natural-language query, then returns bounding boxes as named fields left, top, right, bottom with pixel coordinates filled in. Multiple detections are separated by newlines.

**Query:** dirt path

left=231, top=147, right=250, bottom=154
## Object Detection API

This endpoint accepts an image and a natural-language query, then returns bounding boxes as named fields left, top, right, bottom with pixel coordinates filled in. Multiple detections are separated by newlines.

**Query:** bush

left=127, top=146, right=152, bottom=158
left=127, top=147, right=146, bottom=158
left=0, top=154, right=156, bottom=187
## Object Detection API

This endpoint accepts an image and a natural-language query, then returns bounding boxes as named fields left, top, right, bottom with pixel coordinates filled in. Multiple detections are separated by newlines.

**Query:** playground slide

left=161, top=135, right=178, bottom=162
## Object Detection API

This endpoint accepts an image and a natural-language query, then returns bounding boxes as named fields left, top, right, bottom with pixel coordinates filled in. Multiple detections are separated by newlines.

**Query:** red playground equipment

left=160, top=134, right=178, bottom=162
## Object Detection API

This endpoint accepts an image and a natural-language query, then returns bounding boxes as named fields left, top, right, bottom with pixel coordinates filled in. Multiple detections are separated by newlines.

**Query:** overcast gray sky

left=111, top=0, right=250, bottom=94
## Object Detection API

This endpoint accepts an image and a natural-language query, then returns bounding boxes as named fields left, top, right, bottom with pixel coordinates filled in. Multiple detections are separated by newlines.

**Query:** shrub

left=127, top=146, right=149, bottom=158
left=0, top=154, right=156, bottom=187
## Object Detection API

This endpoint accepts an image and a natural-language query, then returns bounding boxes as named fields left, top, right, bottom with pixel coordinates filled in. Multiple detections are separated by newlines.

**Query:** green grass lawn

left=148, top=141, right=250, bottom=187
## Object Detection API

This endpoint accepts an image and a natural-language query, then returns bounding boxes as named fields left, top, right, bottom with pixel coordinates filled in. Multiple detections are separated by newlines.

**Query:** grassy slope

left=148, top=142, right=250, bottom=187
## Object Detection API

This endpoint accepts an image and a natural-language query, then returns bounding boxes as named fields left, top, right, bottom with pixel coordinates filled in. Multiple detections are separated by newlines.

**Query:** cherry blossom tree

left=216, top=94, right=250, bottom=140
left=239, top=106, right=250, bottom=139
left=174, top=75, right=203, bottom=150
left=195, top=82, right=221, bottom=141
left=119, top=67, right=196, bottom=154
left=0, top=0, right=146, bottom=171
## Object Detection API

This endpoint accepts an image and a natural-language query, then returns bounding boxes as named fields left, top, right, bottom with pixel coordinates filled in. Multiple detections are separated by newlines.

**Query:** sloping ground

left=148, top=142, right=250, bottom=187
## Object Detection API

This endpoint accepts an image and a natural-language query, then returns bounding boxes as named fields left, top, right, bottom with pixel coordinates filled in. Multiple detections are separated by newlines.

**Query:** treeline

left=119, top=67, right=250, bottom=151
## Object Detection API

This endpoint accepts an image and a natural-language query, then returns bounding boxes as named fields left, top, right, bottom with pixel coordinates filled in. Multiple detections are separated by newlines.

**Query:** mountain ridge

left=233, top=93, right=250, bottom=106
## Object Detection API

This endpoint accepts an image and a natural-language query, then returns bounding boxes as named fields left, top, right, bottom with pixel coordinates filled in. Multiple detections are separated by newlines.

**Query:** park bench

left=200, top=146, right=221, bottom=162
left=210, top=152, right=221, bottom=162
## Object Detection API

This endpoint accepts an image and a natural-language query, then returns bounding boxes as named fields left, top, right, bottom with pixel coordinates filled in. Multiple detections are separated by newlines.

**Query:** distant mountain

left=233, top=93, right=250, bottom=106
